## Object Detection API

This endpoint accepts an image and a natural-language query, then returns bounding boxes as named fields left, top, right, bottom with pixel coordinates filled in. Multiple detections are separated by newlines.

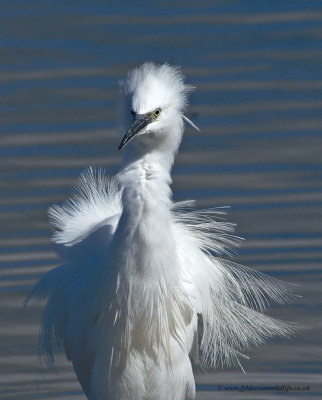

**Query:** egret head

left=119, top=63, right=197, bottom=153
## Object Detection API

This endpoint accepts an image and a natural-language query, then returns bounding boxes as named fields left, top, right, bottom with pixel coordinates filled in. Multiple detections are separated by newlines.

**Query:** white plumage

left=27, top=63, right=295, bottom=400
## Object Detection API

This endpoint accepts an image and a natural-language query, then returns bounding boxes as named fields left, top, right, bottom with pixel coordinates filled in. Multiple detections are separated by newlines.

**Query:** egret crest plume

left=26, top=63, right=296, bottom=400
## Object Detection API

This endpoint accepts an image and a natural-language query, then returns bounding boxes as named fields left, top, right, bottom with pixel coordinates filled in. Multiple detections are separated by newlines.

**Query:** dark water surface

left=1, top=1, right=322, bottom=399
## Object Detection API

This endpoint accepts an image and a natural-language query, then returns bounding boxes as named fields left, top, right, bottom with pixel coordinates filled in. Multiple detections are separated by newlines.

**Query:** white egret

left=27, top=63, right=295, bottom=400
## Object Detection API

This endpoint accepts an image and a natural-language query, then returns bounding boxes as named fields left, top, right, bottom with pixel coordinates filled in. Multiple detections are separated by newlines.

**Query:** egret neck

left=111, top=127, right=191, bottom=355
left=117, top=117, right=183, bottom=238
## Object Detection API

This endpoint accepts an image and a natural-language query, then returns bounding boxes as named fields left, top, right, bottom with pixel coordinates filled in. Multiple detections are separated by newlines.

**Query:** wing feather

left=26, top=168, right=123, bottom=393
left=172, top=201, right=297, bottom=370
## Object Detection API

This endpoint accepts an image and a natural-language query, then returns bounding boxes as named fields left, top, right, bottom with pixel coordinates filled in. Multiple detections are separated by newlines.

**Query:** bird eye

left=153, top=108, right=161, bottom=118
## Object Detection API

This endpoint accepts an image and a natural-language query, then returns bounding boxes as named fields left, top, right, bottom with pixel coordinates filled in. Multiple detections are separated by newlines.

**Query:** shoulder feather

left=49, top=167, right=123, bottom=246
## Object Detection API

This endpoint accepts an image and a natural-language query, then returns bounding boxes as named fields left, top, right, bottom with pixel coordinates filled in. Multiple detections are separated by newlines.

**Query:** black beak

left=119, top=114, right=151, bottom=150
